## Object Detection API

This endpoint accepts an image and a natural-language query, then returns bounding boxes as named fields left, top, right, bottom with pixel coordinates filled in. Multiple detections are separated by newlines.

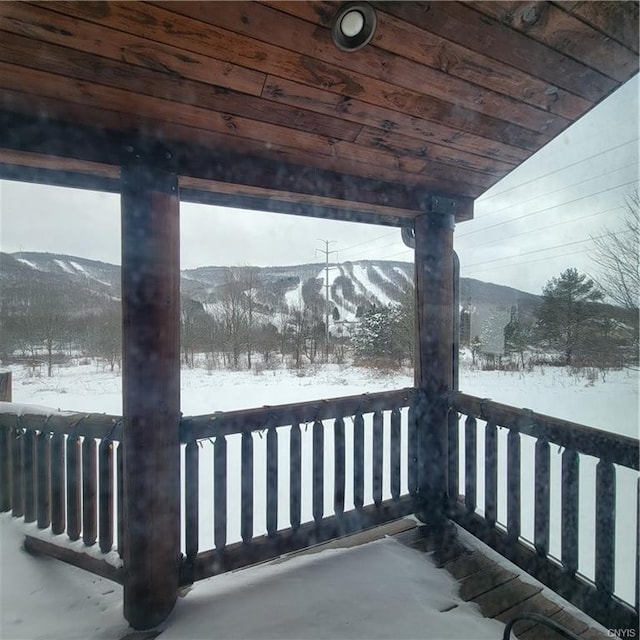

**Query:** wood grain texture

left=120, top=167, right=181, bottom=630
left=468, top=1, right=638, bottom=81
left=378, top=1, right=618, bottom=101
left=0, top=0, right=634, bottom=215
left=268, top=0, right=592, bottom=120
left=159, top=0, right=569, bottom=134
left=555, top=1, right=639, bottom=54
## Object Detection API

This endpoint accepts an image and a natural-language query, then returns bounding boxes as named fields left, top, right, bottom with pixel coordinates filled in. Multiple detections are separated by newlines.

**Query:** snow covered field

left=8, top=359, right=638, bottom=434
left=2, top=359, right=638, bottom=623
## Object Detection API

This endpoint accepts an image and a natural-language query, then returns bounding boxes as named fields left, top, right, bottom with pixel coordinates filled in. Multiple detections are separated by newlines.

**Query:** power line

left=376, top=246, right=413, bottom=261
left=461, top=230, right=625, bottom=270
left=337, top=230, right=397, bottom=255
left=457, top=179, right=638, bottom=239
left=463, top=248, right=590, bottom=275
left=339, top=240, right=400, bottom=260
left=476, top=138, right=639, bottom=203
left=475, top=162, right=636, bottom=221
left=458, top=205, right=623, bottom=251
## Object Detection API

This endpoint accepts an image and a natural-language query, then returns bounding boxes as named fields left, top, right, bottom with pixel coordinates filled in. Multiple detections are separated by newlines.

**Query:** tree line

left=1, top=191, right=637, bottom=376
left=1, top=264, right=637, bottom=376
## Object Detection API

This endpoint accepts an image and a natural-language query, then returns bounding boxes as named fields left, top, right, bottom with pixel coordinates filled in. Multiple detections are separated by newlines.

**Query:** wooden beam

left=24, top=535, right=124, bottom=584
left=0, top=372, right=11, bottom=402
left=414, top=212, right=455, bottom=524
left=0, top=111, right=475, bottom=222
left=121, top=165, right=181, bottom=630
left=184, top=496, right=416, bottom=584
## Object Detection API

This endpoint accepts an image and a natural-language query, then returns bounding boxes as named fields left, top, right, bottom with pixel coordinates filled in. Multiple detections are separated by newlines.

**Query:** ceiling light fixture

left=331, top=2, right=377, bottom=52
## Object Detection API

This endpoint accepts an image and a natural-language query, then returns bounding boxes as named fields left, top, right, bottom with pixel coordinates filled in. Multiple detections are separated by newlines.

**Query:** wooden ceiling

left=0, top=1, right=637, bottom=225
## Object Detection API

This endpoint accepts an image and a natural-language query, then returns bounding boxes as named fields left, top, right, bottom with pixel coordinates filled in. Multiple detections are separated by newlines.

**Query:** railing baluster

left=51, top=432, right=65, bottom=534
left=98, top=438, right=114, bottom=553
left=534, top=438, right=550, bottom=556
left=36, top=430, right=50, bottom=529
left=66, top=433, right=81, bottom=541
left=185, top=440, right=199, bottom=561
left=464, top=415, right=477, bottom=514
left=353, top=411, right=364, bottom=510
left=485, top=422, right=497, bottom=527
left=334, top=417, right=345, bottom=517
left=408, top=403, right=418, bottom=497
left=266, top=423, right=278, bottom=537
left=117, top=442, right=124, bottom=557
left=390, top=408, right=401, bottom=501
left=507, top=429, right=521, bottom=541
left=241, top=431, right=253, bottom=544
left=372, top=410, right=383, bottom=506
left=561, top=448, right=579, bottom=575
left=214, top=435, right=227, bottom=549
left=81, top=437, right=97, bottom=546
left=11, top=426, right=23, bottom=517
left=0, top=425, right=10, bottom=512
left=313, top=420, right=324, bottom=525
left=290, top=423, right=301, bottom=532
left=595, top=459, right=615, bottom=595
left=23, top=429, right=35, bottom=523
left=447, top=408, right=458, bottom=507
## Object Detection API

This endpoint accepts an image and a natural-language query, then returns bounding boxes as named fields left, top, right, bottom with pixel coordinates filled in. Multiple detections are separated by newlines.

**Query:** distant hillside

left=3, top=251, right=542, bottom=323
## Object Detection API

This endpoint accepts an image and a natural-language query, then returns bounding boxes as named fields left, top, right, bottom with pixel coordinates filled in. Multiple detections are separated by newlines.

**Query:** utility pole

left=316, top=240, right=337, bottom=363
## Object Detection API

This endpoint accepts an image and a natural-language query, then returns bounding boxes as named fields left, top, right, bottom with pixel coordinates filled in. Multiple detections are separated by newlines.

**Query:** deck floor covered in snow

left=0, top=514, right=611, bottom=640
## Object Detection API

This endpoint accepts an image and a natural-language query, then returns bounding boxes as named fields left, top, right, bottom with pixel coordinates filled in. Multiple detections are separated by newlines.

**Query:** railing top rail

left=451, top=392, right=639, bottom=470
left=181, top=387, right=415, bottom=442
left=0, top=403, right=122, bottom=440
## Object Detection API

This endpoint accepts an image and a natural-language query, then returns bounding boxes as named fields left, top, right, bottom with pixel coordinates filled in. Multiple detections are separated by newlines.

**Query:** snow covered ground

left=0, top=513, right=507, bottom=640
left=1, top=359, right=638, bottom=637
left=8, top=359, right=637, bottom=433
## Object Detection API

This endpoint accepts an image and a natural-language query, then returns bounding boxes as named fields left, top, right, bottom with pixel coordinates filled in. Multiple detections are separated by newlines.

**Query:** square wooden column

left=121, top=165, right=181, bottom=630
left=414, top=212, right=455, bottom=524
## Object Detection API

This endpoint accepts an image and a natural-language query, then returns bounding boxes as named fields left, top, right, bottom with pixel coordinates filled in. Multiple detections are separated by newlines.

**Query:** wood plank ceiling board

left=0, top=0, right=637, bottom=226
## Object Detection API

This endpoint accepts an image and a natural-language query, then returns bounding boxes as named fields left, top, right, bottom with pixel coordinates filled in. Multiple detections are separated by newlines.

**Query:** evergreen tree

left=352, top=304, right=412, bottom=365
left=535, top=268, right=604, bottom=366
left=504, top=306, right=530, bottom=368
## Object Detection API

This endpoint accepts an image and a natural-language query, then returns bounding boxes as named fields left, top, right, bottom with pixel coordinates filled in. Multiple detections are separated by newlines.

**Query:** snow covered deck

left=2, top=513, right=615, bottom=640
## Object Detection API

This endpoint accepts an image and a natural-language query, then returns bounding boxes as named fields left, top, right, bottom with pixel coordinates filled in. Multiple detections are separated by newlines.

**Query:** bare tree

left=219, top=268, right=247, bottom=368
left=30, top=286, right=69, bottom=377
left=242, top=268, right=260, bottom=369
left=91, top=302, right=122, bottom=372
left=181, top=298, right=206, bottom=368
left=591, top=189, right=639, bottom=310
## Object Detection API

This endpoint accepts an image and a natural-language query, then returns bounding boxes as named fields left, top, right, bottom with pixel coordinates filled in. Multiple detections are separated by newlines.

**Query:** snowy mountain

left=2, top=251, right=540, bottom=322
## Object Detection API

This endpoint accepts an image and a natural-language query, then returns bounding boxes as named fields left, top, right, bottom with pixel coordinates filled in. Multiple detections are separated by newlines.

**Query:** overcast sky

left=1, top=75, right=637, bottom=296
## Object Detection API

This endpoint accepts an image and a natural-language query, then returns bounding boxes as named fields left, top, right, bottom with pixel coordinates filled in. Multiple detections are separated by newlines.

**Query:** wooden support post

left=121, top=165, right=180, bottom=630
left=414, top=211, right=455, bottom=525
left=0, top=371, right=11, bottom=402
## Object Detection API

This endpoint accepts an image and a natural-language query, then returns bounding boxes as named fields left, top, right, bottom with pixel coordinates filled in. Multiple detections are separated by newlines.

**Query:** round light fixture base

left=331, top=2, right=377, bottom=52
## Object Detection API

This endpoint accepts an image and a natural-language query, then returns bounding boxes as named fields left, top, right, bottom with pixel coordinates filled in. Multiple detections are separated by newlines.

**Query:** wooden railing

left=0, top=408, right=124, bottom=582
left=448, top=392, right=639, bottom=632
left=178, top=388, right=417, bottom=584
left=3, top=388, right=636, bottom=634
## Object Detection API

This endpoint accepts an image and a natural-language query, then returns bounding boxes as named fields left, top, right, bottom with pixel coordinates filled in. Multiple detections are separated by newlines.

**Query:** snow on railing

left=0, top=402, right=123, bottom=580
